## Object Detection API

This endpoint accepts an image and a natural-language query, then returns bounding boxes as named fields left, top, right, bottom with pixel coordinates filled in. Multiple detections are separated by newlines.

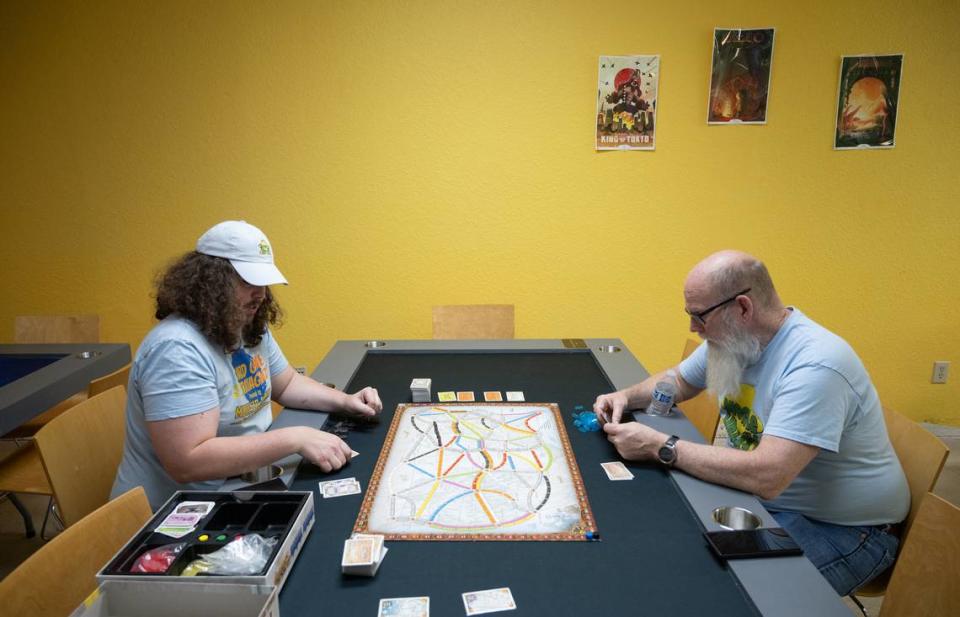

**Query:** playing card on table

left=483, top=391, right=503, bottom=402
left=344, top=532, right=388, bottom=575
left=438, top=391, right=457, bottom=402
left=320, top=477, right=361, bottom=498
left=378, top=596, right=429, bottom=617
left=351, top=532, right=385, bottom=559
left=462, top=587, right=516, bottom=615
left=342, top=537, right=376, bottom=570
left=505, top=391, right=524, bottom=402
left=601, top=461, right=635, bottom=481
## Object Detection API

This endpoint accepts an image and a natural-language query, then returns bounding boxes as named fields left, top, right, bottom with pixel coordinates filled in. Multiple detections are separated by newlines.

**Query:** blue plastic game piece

left=572, top=410, right=601, bottom=432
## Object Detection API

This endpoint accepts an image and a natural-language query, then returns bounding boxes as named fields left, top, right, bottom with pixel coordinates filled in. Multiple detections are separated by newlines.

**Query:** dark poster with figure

left=835, top=54, right=903, bottom=149
left=707, top=28, right=775, bottom=124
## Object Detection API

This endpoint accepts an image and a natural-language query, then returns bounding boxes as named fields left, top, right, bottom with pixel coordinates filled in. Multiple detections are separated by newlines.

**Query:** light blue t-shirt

left=678, top=308, right=909, bottom=526
left=111, top=316, right=289, bottom=509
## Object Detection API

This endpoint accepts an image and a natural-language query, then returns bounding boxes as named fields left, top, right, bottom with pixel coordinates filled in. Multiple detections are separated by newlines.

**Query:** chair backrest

left=14, top=314, right=100, bottom=343
left=432, top=304, right=515, bottom=339
left=88, top=363, right=131, bottom=398
left=879, top=492, right=960, bottom=617
left=0, top=486, right=151, bottom=616
left=675, top=339, right=720, bottom=443
left=883, top=406, right=950, bottom=536
left=34, top=385, right=128, bottom=527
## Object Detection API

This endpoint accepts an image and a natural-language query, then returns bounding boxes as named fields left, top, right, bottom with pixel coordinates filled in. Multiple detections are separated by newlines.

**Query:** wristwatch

left=657, top=435, right=680, bottom=466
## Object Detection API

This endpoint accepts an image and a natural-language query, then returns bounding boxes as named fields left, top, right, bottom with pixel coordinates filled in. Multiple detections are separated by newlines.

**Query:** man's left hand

left=342, top=386, right=383, bottom=418
left=603, top=422, right=668, bottom=462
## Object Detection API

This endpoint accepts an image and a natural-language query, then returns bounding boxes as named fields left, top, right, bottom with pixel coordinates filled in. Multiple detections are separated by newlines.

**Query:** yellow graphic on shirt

left=720, top=384, right=764, bottom=451
left=230, top=349, right=270, bottom=423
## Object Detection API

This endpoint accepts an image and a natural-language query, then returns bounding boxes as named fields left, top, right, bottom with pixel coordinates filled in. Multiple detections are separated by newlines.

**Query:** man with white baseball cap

left=112, top=220, right=382, bottom=509
left=196, top=220, right=288, bottom=286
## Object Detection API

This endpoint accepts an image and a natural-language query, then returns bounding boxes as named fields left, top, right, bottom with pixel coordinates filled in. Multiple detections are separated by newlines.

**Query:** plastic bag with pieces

left=181, top=533, right=278, bottom=576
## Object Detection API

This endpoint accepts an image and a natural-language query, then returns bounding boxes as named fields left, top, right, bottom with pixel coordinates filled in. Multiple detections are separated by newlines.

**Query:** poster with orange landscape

left=834, top=54, right=903, bottom=149
left=707, top=28, right=775, bottom=124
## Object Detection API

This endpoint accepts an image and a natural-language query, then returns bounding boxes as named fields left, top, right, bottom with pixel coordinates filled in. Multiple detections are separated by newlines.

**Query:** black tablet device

left=704, top=527, right=804, bottom=559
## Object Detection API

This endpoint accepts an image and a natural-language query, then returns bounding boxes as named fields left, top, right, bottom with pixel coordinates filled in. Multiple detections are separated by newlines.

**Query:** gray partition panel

left=0, top=343, right=131, bottom=435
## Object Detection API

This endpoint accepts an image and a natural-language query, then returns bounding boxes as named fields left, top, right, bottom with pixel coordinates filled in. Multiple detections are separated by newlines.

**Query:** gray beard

left=705, top=328, right=762, bottom=400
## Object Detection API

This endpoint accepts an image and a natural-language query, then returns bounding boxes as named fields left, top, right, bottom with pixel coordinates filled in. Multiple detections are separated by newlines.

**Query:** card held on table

left=600, top=461, right=634, bottom=481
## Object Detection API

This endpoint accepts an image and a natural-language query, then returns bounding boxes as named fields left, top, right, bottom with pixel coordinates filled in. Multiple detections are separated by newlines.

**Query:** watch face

left=658, top=446, right=675, bottom=463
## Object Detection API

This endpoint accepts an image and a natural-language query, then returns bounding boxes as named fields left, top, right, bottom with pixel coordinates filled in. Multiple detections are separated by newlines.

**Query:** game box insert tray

left=97, top=490, right=314, bottom=590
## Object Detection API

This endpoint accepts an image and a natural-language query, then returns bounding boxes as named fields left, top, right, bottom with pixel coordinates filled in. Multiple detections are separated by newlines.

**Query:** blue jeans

left=770, top=510, right=899, bottom=596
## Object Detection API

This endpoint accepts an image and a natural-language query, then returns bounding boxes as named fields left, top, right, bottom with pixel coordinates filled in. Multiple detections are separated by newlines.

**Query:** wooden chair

left=878, top=492, right=960, bottom=617
left=432, top=304, right=515, bottom=339
left=0, top=384, right=129, bottom=536
left=853, top=406, right=950, bottom=599
left=6, top=314, right=102, bottom=437
left=87, top=363, right=131, bottom=398
left=0, top=487, right=151, bottom=617
left=675, top=339, right=720, bottom=443
left=35, top=385, right=129, bottom=528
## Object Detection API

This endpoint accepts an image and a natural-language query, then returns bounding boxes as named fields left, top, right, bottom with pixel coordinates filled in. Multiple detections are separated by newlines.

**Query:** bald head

left=685, top=250, right=781, bottom=312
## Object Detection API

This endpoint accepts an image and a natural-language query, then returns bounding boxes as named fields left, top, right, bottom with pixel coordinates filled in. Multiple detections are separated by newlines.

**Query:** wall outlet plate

left=932, top=361, right=950, bottom=384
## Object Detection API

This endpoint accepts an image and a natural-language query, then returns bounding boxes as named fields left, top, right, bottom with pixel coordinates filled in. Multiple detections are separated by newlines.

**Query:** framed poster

left=834, top=54, right=903, bottom=149
left=707, top=28, right=775, bottom=124
left=596, top=55, right=660, bottom=150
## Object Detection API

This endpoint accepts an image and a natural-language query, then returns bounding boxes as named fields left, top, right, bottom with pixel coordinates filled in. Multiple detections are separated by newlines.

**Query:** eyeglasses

left=686, top=288, right=751, bottom=327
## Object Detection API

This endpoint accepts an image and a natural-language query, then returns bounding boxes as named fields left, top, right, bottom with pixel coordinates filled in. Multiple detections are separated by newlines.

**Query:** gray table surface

left=0, top=343, right=131, bottom=435
left=264, top=338, right=850, bottom=617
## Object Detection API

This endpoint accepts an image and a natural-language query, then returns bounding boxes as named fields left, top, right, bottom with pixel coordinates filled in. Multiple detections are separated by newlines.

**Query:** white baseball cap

left=196, top=220, right=288, bottom=286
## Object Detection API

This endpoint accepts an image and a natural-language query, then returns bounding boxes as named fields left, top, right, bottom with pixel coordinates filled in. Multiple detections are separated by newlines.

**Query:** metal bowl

left=240, top=464, right=283, bottom=484
left=596, top=345, right=622, bottom=353
left=712, top=506, right=762, bottom=530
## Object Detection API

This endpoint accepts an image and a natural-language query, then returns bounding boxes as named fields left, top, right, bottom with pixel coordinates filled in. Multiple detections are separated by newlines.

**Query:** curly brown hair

left=154, top=252, right=283, bottom=350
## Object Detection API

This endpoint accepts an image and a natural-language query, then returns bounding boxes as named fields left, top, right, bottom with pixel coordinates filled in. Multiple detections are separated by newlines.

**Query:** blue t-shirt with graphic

left=678, top=308, right=909, bottom=526
left=111, top=316, right=288, bottom=509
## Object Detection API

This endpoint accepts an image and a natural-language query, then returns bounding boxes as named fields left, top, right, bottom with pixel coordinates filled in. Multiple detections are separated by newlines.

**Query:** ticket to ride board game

left=353, top=403, right=598, bottom=541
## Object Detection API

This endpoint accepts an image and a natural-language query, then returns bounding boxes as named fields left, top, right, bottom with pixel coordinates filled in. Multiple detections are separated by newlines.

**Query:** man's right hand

left=594, top=390, right=629, bottom=425
left=296, top=428, right=353, bottom=473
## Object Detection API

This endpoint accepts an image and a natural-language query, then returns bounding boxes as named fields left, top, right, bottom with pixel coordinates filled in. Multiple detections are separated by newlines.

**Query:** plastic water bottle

left=647, top=370, right=677, bottom=416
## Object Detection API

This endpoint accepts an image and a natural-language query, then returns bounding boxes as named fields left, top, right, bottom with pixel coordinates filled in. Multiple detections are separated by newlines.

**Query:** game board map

left=354, top=403, right=597, bottom=541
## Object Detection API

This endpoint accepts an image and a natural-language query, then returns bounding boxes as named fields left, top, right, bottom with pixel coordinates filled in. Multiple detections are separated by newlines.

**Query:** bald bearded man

left=593, top=250, right=908, bottom=595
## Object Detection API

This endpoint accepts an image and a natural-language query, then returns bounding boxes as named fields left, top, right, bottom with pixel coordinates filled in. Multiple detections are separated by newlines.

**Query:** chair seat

left=0, top=444, right=52, bottom=495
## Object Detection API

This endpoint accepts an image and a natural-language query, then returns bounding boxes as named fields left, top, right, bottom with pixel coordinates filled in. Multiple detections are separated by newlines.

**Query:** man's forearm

left=621, top=366, right=693, bottom=409
left=167, top=428, right=303, bottom=483
left=673, top=440, right=770, bottom=497
left=621, top=377, right=656, bottom=410
left=672, top=436, right=815, bottom=501
left=276, top=372, right=347, bottom=412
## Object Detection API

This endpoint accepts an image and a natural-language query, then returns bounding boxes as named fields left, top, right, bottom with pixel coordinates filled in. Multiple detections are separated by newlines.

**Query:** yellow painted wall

left=2, top=1, right=957, bottom=425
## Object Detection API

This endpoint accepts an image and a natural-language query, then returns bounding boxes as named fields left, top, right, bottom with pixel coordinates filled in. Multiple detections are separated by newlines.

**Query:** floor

left=2, top=427, right=958, bottom=616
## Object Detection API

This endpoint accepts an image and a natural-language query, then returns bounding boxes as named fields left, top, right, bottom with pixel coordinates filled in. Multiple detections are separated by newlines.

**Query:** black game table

left=274, top=339, right=849, bottom=617
left=0, top=343, right=131, bottom=435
